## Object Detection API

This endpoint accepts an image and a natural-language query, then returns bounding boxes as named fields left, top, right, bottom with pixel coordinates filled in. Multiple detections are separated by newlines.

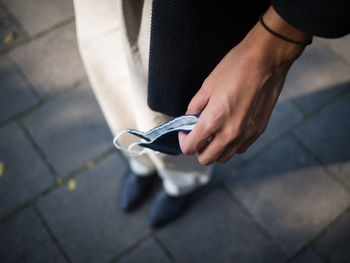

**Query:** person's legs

left=74, top=0, right=212, bottom=225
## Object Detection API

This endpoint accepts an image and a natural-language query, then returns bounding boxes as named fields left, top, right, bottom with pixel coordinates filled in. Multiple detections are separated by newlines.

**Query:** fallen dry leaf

left=55, top=176, right=63, bottom=185
left=68, top=179, right=76, bottom=191
left=86, top=161, right=95, bottom=169
left=3, top=32, right=14, bottom=45
left=0, top=162, right=5, bottom=177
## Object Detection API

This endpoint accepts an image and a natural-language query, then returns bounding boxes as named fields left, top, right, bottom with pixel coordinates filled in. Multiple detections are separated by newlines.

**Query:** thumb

left=180, top=84, right=210, bottom=154
left=178, top=130, right=189, bottom=154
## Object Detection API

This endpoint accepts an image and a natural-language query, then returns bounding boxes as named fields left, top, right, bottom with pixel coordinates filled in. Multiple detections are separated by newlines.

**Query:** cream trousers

left=73, top=0, right=211, bottom=196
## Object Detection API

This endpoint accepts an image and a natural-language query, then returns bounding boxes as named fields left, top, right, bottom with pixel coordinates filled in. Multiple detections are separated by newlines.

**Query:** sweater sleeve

left=271, top=0, right=350, bottom=38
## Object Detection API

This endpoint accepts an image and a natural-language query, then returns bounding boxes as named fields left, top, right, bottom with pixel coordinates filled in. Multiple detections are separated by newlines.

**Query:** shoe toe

left=120, top=170, right=154, bottom=212
left=149, top=188, right=189, bottom=228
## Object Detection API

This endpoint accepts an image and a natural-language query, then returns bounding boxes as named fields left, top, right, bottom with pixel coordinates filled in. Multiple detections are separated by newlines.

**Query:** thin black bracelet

left=259, top=15, right=312, bottom=46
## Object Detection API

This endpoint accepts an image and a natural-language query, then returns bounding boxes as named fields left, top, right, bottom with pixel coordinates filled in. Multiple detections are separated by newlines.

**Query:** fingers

left=179, top=118, right=217, bottom=155
left=217, top=121, right=267, bottom=163
left=217, top=140, right=243, bottom=164
left=180, top=98, right=223, bottom=155
left=196, top=134, right=229, bottom=166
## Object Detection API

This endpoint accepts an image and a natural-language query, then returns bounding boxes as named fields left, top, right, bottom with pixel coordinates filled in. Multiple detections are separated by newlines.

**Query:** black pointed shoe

left=148, top=187, right=191, bottom=228
left=120, top=168, right=156, bottom=212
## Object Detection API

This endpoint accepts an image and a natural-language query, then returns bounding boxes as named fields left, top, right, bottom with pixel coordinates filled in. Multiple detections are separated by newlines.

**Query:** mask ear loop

left=113, top=130, right=132, bottom=153
left=128, top=142, right=160, bottom=157
left=113, top=130, right=160, bottom=157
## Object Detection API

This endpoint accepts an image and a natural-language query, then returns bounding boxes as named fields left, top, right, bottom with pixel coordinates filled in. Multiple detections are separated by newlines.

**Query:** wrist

left=263, top=6, right=312, bottom=45
left=243, top=6, right=311, bottom=66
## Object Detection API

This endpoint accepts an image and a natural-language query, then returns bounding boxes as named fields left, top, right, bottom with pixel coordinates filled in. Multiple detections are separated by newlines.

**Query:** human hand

left=178, top=6, right=311, bottom=165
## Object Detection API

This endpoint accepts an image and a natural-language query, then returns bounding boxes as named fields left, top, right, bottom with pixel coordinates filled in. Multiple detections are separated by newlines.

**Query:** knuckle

left=208, top=112, right=223, bottom=128
left=180, top=145, right=191, bottom=155
left=258, top=125, right=267, bottom=136
left=198, top=156, right=211, bottom=166
left=225, top=125, right=241, bottom=141
left=237, top=148, right=247, bottom=155
left=180, top=142, right=194, bottom=155
left=202, top=77, right=212, bottom=88
left=200, top=117, right=219, bottom=135
left=182, top=148, right=192, bottom=156
left=187, top=102, right=199, bottom=114
left=244, top=129, right=256, bottom=139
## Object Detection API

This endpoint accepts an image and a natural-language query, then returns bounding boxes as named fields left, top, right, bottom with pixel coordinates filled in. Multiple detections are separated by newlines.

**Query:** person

left=73, top=0, right=350, bottom=227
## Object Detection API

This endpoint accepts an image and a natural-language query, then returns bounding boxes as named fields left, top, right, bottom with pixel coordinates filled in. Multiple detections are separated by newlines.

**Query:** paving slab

left=316, top=210, right=350, bottom=263
left=0, top=207, right=67, bottom=263
left=118, top=237, right=171, bottom=263
left=317, top=36, right=350, bottom=65
left=9, top=22, right=86, bottom=98
left=4, top=0, right=74, bottom=36
left=283, top=41, right=350, bottom=114
left=225, top=136, right=350, bottom=256
left=156, top=188, right=284, bottom=263
left=290, top=250, right=324, bottom=263
left=212, top=156, right=242, bottom=184
left=37, top=153, right=151, bottom=263
left=241, top=98, right=303, bottom=160
left=0, top=6, right=25, bottom=51
left=293, top=91, right=350, bottom=187
left=0, top=122, right=53, bottom=219
left=22, top=83, right=112, bottom=178
left=0, top=58, right=38, bottom=122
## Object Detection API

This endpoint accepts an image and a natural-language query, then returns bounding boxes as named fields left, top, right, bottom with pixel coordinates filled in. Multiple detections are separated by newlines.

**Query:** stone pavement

left=0, top=1, right=349, bottom=262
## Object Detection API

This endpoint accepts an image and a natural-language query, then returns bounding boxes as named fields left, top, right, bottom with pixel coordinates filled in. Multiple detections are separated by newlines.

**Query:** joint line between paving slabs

left=0, top=147, right=116, bottom=225
left=310, top=245, right=334, bottom=263
left=242, top=84, right=350, bottom=177
left=7, top=56, right=41, bottom=100
left=67, top=146, right=116, bottom=181
left=0, top=14, right=75, bottom=55
left=316, top=39, right=350, bottom=67
left=0, top=182, right=57, bottom=224
left=220, top=184, right=289, bottom=260
left=291, top=133, right=350, bottom=195
left=18, top=120, right=59, bottom=179
left=291, top=205, right=350, bottom=263
left=152, top=233, right=177, bottom=263
left=0, top=78, right=88, bottom=128
left=33, top=204, right=73, bottom=263
left=109, top=232, right=154, bottom=263
left=0, top=0, right=30, bottom=37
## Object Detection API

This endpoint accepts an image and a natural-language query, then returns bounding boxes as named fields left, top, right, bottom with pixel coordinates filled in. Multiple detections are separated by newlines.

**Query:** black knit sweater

left=147, top=0, right=350, bottom=117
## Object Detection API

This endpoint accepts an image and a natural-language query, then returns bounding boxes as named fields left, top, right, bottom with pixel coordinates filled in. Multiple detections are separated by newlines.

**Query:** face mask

left=113, top=114, right=199, bottom=156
